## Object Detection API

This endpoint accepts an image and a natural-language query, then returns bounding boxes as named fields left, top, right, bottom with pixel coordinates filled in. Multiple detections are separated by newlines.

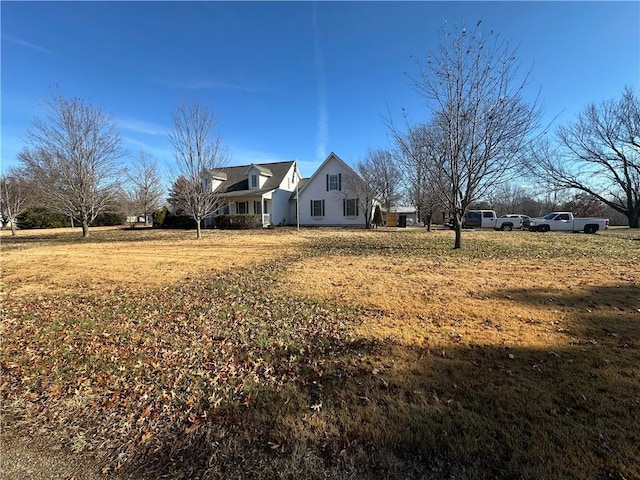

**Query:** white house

left=203, top=160, right=300, bottom=227
left=293, top=152, right=376, bottom=227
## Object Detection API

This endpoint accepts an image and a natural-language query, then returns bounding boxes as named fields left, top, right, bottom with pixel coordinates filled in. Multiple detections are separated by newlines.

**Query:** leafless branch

left=18, top=93, right=125, bottom=237
left=167, top=102, right=229, bottom=238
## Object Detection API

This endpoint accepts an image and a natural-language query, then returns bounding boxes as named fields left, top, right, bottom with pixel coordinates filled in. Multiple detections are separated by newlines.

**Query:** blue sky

left=2, top=1, right=639, bottom=179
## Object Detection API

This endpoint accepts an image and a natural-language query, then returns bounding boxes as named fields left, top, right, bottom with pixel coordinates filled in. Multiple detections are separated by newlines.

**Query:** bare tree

left=168, top=102, right=228, bottom=238
left=342, top=166, right=378, bottom=229
left=122, top=151, right=164, bottom=227
left=529, top=87, right=640, bottom=228
left=560, top=192, right=607, bottom=218
left=485, top=183, right=531, bottom=215
left=394, top=123, right=447, bottom=230
left=359, top=148, right=403, bottom=213
left=0, top=168, right=34, bottom=235
left=396, top=23, right=541, bottom=248
left=18, top=93, right=124, bottom=237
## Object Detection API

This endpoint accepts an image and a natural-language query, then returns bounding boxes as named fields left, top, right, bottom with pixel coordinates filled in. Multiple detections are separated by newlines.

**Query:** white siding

left=271, top=163, right=297, bottom=226
left=297, top=154, right=366, bottom=227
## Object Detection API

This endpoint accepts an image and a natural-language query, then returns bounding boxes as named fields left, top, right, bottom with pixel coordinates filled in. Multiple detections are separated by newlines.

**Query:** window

left=343, top=198, right=359, bottom=217
left=311, top=199, right=325, bottom=217
left=326, top=173, right=341, bottom=191
left=237, top=201, right=248, bottom=214
left=251, top=175, right=258, bottom=188
left=253, top=200, right=262, bottom=215
left=483, top=211, right=495, bottom=218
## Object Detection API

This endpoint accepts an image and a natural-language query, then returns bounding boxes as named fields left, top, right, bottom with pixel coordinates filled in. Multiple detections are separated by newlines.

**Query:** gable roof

left=211, top=160, right=294, bottom=195
left=295, top=152, right=359, bottom=197
left=289, top=177, right=310, bottom=200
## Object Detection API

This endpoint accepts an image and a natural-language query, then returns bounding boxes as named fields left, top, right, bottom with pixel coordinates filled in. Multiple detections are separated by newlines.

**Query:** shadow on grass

left=117, top=282, right=639, bottom=480
left=122, top=342, right=639, bottom=480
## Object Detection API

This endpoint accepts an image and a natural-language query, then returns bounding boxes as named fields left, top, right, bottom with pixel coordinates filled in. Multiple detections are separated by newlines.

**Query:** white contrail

left=2, top=33, right=53, bottom=54
left=313, top=2, right=328, bottom=161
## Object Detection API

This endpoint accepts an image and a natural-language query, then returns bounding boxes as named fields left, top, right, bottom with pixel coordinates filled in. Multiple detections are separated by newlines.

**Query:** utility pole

left=295, top=160, right=300, bottom=231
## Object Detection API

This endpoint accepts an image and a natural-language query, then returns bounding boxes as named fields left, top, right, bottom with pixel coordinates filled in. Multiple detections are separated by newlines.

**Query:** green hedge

left=215, top=214, right=261, bottom=229
left=92, top=211, right=126, bottom=226
left=161, top=213, right=197, bottom=229
left=17, top=207, right=69, bottom=229
left=16, top=208, right=125, bottom=228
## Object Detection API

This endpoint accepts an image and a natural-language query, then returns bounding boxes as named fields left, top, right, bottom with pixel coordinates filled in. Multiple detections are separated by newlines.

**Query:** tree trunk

left=10, top=220, right=16, bottom=236
left=82, top=221, right=90, bottom=238
left=629, top=210, right=640, bottom=228
left=196, top=218, right=202, bottom=239
left=453, top=215, right=462, bottom=249
left=425, top=213, right=432, bottom=232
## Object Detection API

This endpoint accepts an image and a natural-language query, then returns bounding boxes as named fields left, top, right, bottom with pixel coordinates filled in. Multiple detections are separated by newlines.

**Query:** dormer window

left=244, top=164, right=272, bottom=190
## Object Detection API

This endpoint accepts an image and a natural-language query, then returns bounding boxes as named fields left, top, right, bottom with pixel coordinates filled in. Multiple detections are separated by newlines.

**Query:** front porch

left=216, top=190, right=273, bottom=227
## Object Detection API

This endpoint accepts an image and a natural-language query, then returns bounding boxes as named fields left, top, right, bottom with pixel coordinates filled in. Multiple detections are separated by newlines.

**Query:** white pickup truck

left=528, top=212, right=609, bottom=234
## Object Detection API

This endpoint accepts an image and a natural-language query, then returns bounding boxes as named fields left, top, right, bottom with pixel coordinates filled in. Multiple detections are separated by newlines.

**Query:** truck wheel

left=540, top=225, right=550, bottom=233
left=584, top=225, right=597, bottom=234
left=500, top=224, right=513, bottom=231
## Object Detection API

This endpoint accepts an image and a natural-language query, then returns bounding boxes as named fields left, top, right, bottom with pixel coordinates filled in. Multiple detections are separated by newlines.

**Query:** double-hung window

left=251, top=175, right=258, bottom=188
left=253, top=200, right=262, bottom=215
left=237, top=201, right=248, bottom=214
left=311, top=199, right=325, bottom=217
left=326, top=173, right=341, bottom=191
left=343, top=198, right=359, bottom=217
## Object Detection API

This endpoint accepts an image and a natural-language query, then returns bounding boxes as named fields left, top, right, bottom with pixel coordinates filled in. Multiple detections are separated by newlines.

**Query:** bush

left=215, top=214, right=261, bottom=229
left=92, top=211, right=126, bottom=226
left=17, top=207, right=69, bottom=229
left=161, top=213, right=197, bottom=229
left=153, top=207, right=168, bottom=228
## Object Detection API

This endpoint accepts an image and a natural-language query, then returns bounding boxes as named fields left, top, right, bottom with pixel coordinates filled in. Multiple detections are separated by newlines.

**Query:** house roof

left=210, top=170, right=228, bottom=181
left=212, top=160, right=294, bottom=195
left=295, top=152, right=359, bottom=197
left=389, top=206, right=417, bottom=214
left=218, top=188, right=273, bottom=199
left=289, top=177, right=310, bottom=200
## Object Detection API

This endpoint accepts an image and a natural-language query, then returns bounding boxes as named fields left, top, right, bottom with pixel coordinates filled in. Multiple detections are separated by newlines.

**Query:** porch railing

left=262, top=213, right=271, bottom=226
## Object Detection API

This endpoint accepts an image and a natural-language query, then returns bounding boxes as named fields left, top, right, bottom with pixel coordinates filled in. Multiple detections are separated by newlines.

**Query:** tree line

left=2, top=23, right=638, bottom=247
left=1, top=95, right=226, bottom=239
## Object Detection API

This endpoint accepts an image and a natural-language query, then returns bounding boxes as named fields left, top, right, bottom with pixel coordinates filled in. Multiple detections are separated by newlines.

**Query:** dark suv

left=445, top=211, right=482, bottom=229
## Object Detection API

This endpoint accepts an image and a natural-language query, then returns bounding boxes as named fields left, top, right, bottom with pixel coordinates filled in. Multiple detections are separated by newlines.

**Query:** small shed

left=385, top=206, right=418, bottom=227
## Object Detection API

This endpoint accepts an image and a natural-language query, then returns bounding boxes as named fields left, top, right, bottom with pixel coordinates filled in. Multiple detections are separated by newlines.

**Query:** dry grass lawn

left=1, top=226, right=308, bottom=296
left=1, top=226, right=639, bottom=479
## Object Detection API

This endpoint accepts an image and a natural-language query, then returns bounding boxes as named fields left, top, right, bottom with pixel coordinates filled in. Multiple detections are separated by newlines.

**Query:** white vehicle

left=494, top=214, right=531, bottom=231
left=444, top=210, right=497, bottom=229
left=529, top=212, right=609, bottom=234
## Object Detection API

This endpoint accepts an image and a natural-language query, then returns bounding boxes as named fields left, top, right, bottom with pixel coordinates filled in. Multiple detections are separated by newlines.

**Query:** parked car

left=444, top=210, right=497, bottom=229
left=528, top=212, right=609, bottom=233
left=494, top=214, right=531, bottom=231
